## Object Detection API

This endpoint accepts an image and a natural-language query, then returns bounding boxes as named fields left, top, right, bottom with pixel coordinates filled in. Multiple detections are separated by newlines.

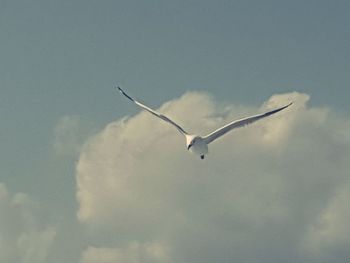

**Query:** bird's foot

left=200, top=155, right=205, bottom=160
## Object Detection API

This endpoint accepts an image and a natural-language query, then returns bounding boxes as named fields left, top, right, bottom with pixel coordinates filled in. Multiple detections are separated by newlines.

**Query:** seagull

left=117, top=87, right=292, bottom=160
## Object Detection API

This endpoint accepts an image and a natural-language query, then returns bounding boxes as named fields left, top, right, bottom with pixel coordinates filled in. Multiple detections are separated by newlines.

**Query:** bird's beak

left=187, top=144, right=192, bottom=150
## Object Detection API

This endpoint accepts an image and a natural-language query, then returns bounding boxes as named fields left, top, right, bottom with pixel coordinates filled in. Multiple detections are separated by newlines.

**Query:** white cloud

left=81, top=242, right=170, bottom=263
left=76, top=91, right=350, bottom=262
left=0, top=183, right=56, bottom=263
left=303, top=178, right=350, bottom=260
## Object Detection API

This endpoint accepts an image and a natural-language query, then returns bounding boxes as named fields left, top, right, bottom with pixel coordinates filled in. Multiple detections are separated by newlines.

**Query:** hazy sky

left=1, top=1, right=350, bottom=262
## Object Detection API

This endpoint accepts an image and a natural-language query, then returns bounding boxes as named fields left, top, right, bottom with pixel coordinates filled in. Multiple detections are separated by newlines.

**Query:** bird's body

left=117, top=87, right=292, bottom=159
left=186, top=135, right=208, bottom=159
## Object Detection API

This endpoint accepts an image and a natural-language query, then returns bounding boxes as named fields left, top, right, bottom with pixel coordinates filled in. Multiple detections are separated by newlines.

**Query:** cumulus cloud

left=81, top=241, right=170, bottom=263
left=76, top=91, right=350, bottom=263
left=303, top=178, right=350, bottom=261
left=0, top=183, right=56, bottom=263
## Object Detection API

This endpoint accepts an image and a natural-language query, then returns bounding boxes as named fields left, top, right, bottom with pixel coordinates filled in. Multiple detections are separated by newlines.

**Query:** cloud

left=0, top=183, right=56, bottom=263
left=76, top=91, right=350, bottom=262
left=81, top=242, right=170, bottom=263
left=303, top=178, right=350, bottom=261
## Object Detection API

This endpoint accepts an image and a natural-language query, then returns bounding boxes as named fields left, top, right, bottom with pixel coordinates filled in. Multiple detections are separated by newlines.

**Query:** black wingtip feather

left=117, top=86, right=134, bottom=102
left=264, top=102, right=293, bottom=117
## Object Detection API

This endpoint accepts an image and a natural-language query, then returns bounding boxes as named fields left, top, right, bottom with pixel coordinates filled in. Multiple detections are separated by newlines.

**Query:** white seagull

left=117, top=87, right=292, bottom=159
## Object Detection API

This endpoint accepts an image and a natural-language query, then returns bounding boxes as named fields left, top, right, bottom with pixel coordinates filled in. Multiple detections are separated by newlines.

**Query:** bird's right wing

left=203, top=102, right=292, bottom=144
left=117, top=87, right=188, bottom=136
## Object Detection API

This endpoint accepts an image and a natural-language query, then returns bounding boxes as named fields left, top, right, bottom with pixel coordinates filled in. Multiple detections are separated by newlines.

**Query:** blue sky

left=1, top=1, right=350, bottom=262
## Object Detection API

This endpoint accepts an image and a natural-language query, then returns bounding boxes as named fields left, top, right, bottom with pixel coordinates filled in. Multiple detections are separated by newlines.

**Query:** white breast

left=189, top=137, right=208, bottom=157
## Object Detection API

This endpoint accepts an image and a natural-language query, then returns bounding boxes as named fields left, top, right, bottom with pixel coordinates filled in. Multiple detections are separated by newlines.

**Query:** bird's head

left=187, top=141, right=194, bottom=150
left=186, top=135, right=198, bottom=150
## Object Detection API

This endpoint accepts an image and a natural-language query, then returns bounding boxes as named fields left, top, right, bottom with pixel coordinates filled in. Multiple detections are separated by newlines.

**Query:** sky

left=1, top=0, right=350, bottom=262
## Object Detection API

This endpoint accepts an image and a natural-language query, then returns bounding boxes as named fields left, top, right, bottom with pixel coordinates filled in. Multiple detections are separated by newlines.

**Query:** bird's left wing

left=203, top=102, right=292, bottom=144
left=117, top=87, right=188, bottom=136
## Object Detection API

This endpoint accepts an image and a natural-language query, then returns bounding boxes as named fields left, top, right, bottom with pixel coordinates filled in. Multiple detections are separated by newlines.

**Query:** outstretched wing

left=203, top=102, right=292, bottom=144
left=117, top=87, right=188, bottom=136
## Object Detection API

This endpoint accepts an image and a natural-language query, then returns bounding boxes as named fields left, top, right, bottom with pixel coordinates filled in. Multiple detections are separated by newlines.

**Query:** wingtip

left=281, top=102, right=293, bottom=111
left=116, top=86, right=134, bottom=102
left=116, top=86, right=127, bottom=96
left=281, top=102, right=293, bottom=109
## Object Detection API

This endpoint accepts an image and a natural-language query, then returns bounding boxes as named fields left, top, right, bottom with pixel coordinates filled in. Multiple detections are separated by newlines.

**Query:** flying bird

left=117, top=87, right=292, bottom=159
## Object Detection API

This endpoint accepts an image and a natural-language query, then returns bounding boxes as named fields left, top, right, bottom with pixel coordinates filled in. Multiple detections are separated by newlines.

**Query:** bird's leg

left=200, top=155, right=205, bottom=160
